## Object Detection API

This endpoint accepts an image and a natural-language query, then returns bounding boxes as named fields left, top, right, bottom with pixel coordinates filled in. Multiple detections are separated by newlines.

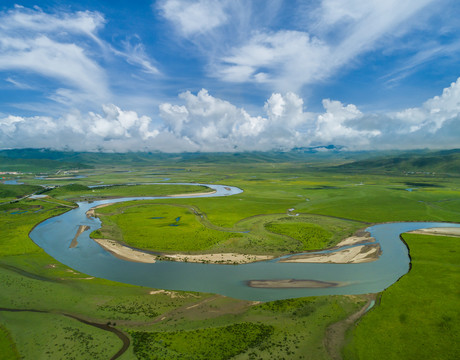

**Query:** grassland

left=93, top=201, right=361, bottom=255
left=0, top=311, right=122, bottom=360
left=344, top=233, right=460, bottom=359
left=0, top=324, right=18, bottom=360
left=92, top=203, right=243, bottom=252
left=0, top=199, right=75, bottom=256
left=0, top=184, right=43, bottom=203
left=0, top=151, right=459, bottom=359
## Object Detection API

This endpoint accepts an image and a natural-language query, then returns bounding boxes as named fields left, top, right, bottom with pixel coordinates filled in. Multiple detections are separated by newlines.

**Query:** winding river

left=29, top=183, right=460, bottom=301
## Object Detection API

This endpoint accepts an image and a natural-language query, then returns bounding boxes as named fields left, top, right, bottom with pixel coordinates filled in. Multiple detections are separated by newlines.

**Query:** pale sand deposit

left=161, top=253, right=273, bottom=264
left=92, top=238, right=273, bottom=264
left=408, top=227, right=460, bottom=237
left=166, top=190, right=216, bottom=197
left=336, top=234, right=376, bottom=247
left=279, top=243, right=381, bottom=264
left=93, top=239, right=157, bottom=263
left=86, top=203, right=111, bottom=218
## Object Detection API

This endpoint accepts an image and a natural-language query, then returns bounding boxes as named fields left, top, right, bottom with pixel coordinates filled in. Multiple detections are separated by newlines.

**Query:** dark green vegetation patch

left=265, top=221, right=333, bottom=250
left=0, top=184, right=43, bottom=201
left=130, top=322, right=274, bottom=360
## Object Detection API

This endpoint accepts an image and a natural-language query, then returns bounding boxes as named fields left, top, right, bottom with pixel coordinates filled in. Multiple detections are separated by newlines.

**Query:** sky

left=0, top=0, right=459, bottom=152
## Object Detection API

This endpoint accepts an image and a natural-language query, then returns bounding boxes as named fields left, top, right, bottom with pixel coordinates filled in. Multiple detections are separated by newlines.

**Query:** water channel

left=29, top=183, right=460, bottom=301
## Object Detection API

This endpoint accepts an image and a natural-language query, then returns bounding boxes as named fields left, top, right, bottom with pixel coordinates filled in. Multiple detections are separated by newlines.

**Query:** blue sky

left=0, top=0, right=459, bottom=152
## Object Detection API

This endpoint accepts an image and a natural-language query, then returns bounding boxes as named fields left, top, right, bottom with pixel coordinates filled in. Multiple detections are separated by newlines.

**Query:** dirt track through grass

left=0, top=308, right=130, bottom=360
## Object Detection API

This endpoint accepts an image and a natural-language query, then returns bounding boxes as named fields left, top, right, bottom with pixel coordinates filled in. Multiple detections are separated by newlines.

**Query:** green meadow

left=92, top=203, right=242, bottom=252
left=93, top=200, right=361, bottom=255
left=0, top=150, right=459, bottom=359
left=343, top=233, right=460, bottom=360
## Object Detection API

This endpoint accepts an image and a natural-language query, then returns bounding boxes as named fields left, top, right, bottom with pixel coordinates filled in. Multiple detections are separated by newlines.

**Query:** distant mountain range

left=0, top=148, right=459, bottom=174
left=336, top=149, right=460, bottom=174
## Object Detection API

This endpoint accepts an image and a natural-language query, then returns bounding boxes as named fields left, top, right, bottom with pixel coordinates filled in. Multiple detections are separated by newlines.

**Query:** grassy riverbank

left=343, top=233, right=460, bottom=359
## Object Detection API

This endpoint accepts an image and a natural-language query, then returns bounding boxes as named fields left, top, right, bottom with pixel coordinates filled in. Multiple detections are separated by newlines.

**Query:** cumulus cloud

left=0, top=105, right=160, bottom=152
left=394, top=78, right=460, bottom=132
left=1, top=79, right=460, bottom=152
left=345, top=77, right=460, bottom=149
left=315, top=99, right=380, bottom=145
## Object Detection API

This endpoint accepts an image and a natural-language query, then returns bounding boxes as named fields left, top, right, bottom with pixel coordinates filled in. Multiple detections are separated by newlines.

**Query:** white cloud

left=0, top=7, right=105, bottom=43
left=5, top=77, right=33, bottom=89
left=394, top=77, right=460, bottom=133
left=117, top=37, right=161, bottom=75
left=1, top=78, right=459, bottom=152
left=157, top=0, right=228, bottom=36
left=314, top=99, right=380, bottom=146
left=0, top=7, right=109, bottom=106
left=0, top=105, right=160, bottom=152
left=0, top=35, right=108, bottom=99
left=218, top=31, right=330, bottom=91
left=0, top=6, right=160, bottom=109
left=212, top=0, right=437, bottom=91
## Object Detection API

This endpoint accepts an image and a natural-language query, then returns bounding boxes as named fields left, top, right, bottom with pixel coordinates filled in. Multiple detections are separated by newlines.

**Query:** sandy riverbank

left=86, top=203, right=111, bottom=218
left=93, top=239, right=157, bottom=263
left=408, top=227, right=460, bottom=237
left=92, top=238, right=273, bottom=264
left=279, top=243, right=381, bottom=264
left=166, top=190, right=216, bottom=197
left=160, top=253, right=273, bottom=264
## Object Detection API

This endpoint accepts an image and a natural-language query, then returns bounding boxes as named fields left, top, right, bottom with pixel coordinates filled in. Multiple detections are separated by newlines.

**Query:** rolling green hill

left=336, top=149, right=460, bottom=174
left=1, top=148, right=459, bottom=173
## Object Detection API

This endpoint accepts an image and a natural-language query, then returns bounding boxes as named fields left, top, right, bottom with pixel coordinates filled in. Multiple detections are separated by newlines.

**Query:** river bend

left=29, top=183, right=460, bottom=301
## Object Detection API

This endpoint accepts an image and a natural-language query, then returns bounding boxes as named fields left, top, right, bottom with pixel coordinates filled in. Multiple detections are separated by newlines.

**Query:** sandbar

left=93, top=239, right=157, bottom=263
left=335, top=233, right=376, bottom=247
left=248, top=279, right=342, bottom=288
left=279, top=243, right=381, bottom=264
left=69, top=225, right=90, bottom=248
left=166, top=190, right=216, bottom=197
left=408, top=227, right=460, bottom=237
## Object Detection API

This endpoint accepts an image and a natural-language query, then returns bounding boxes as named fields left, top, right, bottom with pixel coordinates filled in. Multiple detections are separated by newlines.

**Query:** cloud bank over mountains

left=1, top=78, right=459, bottom=152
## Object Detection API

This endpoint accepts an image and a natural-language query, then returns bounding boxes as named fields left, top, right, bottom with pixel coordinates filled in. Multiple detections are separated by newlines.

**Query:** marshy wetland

left=1, top=150, right=460, bottom=359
